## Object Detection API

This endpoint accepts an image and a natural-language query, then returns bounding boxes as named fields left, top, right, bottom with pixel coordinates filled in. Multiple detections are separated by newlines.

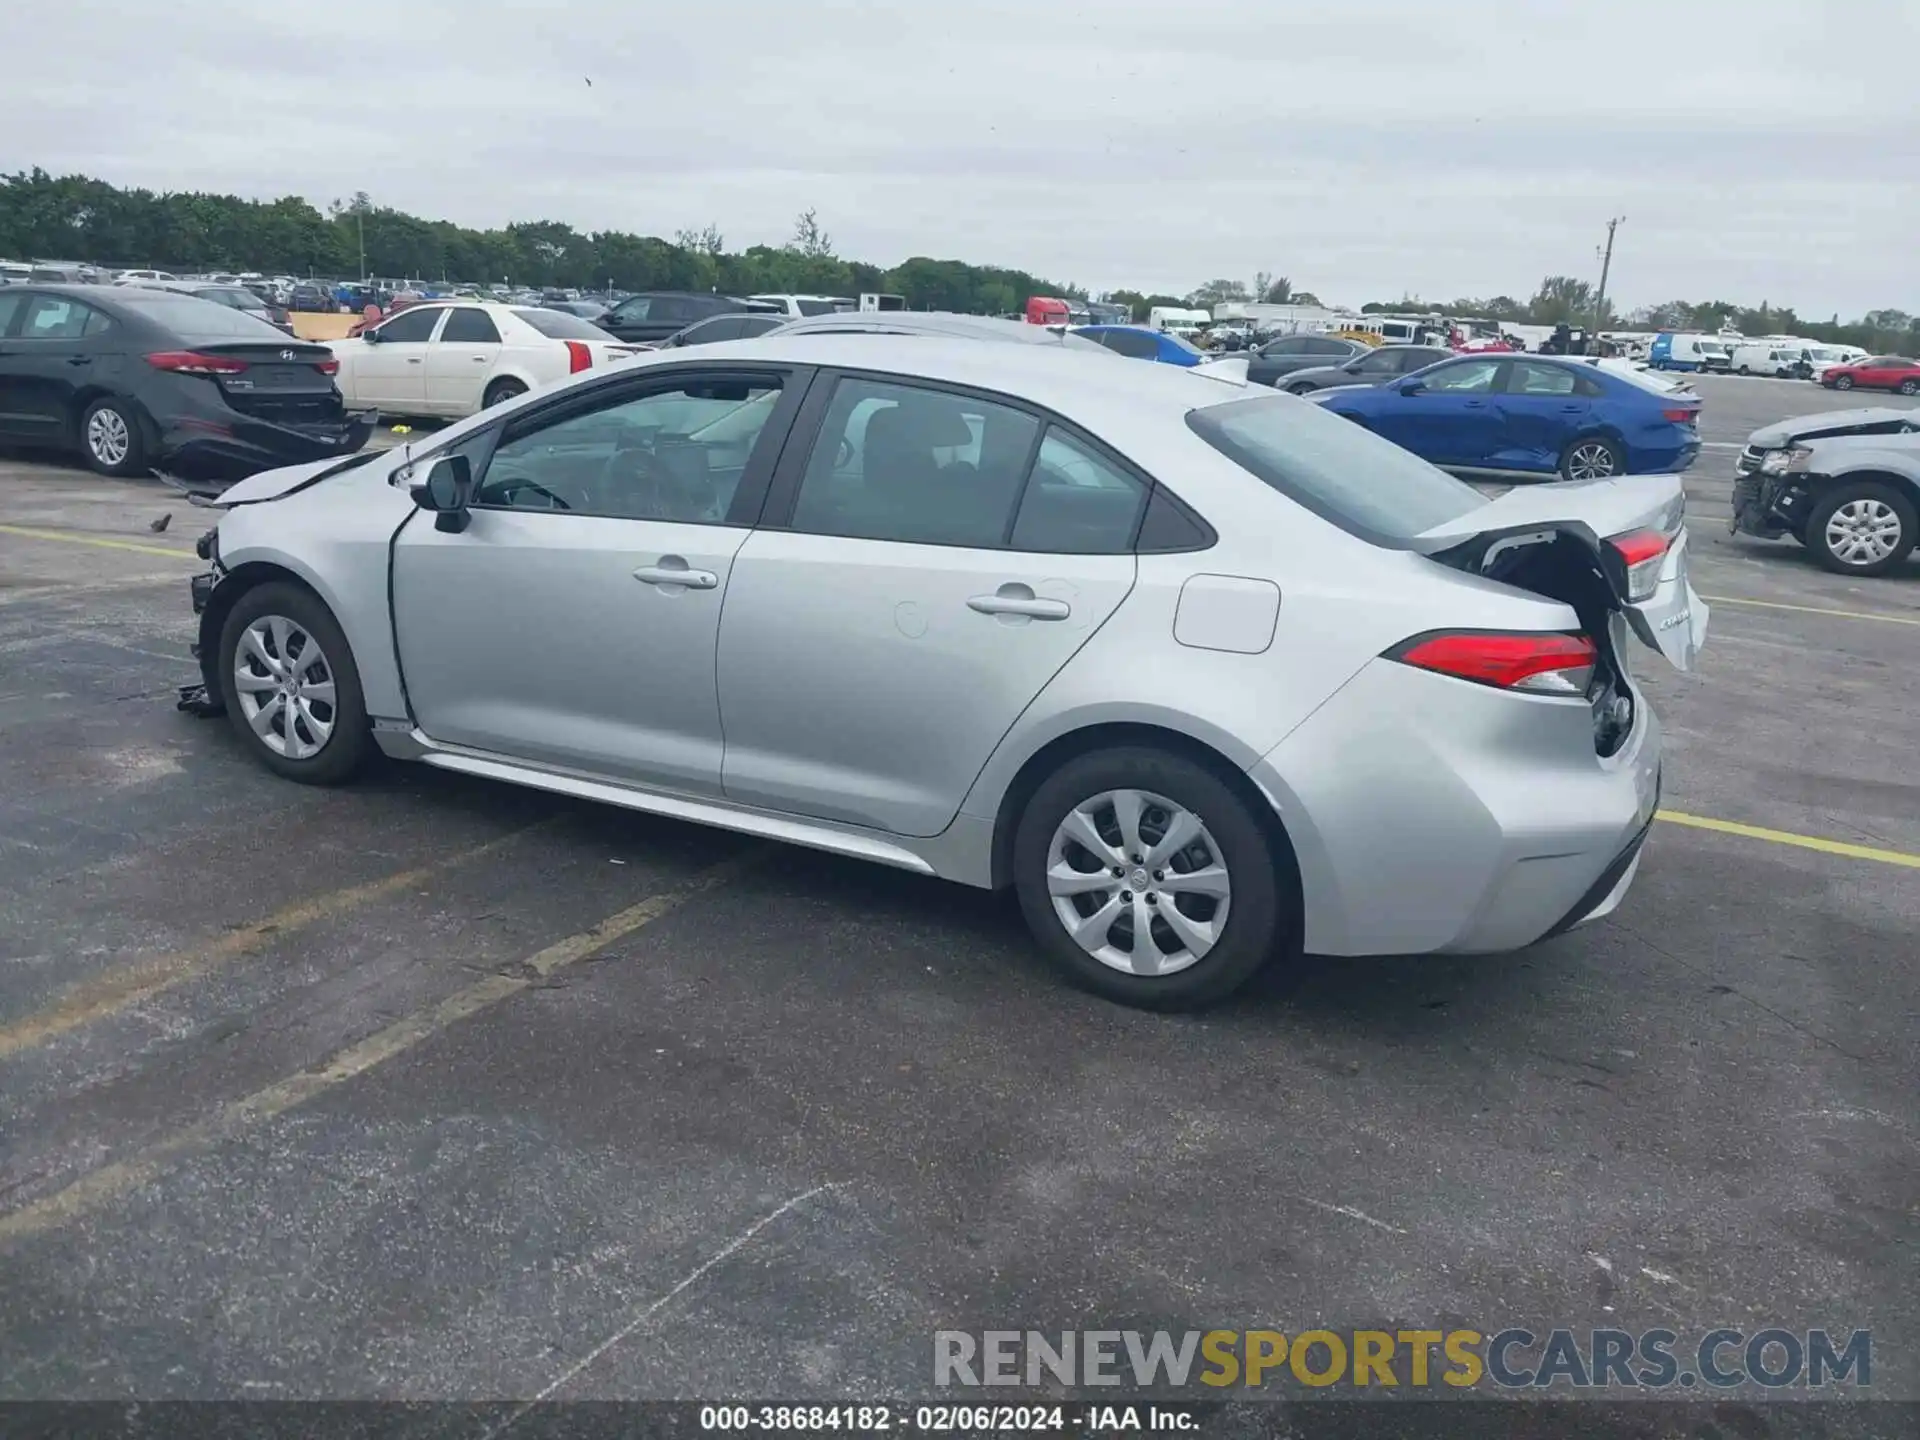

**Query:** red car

left=1820, top=355, right=1920, bottom=395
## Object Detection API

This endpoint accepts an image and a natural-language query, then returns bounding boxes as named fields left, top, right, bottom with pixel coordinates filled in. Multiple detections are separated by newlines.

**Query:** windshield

left=511, top=307, right=618, bottom=340
left=1187, top=393, right=1485, bottom=545
left=796, top=299, right=841, bottom=316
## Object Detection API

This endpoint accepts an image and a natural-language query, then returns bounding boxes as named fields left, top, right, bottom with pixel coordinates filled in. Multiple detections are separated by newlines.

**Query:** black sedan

left=0, top=284, right=373, bottom=480
left=1246, top=334, right=1368, bottom=387
left=597, top=291, right=781, bottom=345
left=1268, top=343, right=1454, bottom=394
left=656, top=311, right=787, bottom=348
left=137, top=279, right=296, bottom=335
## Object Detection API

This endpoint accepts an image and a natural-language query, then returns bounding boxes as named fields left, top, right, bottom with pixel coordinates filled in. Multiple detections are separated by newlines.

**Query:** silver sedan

left=187, top=335, right=1705, bottom=1008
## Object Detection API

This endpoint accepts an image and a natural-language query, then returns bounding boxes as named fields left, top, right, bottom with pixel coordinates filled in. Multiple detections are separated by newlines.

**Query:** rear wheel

left=1736, top=364, right=1751, bottom=375
left=1560, top=435, right=1623, bottom=482
left=1012, top=746, right=1291, bottom=1010
left=79, top=397, right=148, bottom=477
left=483, top=377, right=527, bottom=408
left=1286, top=380, right=1315, bottom=395
left=217, top=581, right=372, bottom=784
left=1805, top=481, right=1917, bottom=577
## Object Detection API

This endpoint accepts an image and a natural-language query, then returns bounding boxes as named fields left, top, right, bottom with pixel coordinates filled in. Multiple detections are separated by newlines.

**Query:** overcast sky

left=5, top=0, right=1915, bottom=317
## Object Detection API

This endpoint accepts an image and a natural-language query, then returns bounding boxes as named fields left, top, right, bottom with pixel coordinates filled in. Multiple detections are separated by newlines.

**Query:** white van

left=1729, top=344, right=1808, bottom=379
left=751, top=293, right=855, bottom=318
left=1805, top=345, right=1869, bottom=381
left=1648, top=333, right=1732, bottom=372
left=1148, top=306, right=1210, bottom=335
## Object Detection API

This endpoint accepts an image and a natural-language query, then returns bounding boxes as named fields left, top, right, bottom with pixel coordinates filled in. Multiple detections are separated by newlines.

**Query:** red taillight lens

left=1607, top=527, right=1669, bottom=601
left=145, top=350, right=248, bottom=375
left=1661, top=407, right=1698, bottom=423
left=315, top=357, right=340, bottom=375
left=1390, top=631, right=1597, bottom=695
left=565, top=340, right=592, bottom=373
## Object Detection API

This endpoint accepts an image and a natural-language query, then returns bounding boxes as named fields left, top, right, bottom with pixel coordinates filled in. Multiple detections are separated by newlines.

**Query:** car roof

left=770, top=311, right=1112, bottom=353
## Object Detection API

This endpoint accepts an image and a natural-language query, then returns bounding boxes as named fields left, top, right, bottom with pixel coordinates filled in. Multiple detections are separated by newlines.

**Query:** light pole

left=1592, top=216, right=1624, bottom=344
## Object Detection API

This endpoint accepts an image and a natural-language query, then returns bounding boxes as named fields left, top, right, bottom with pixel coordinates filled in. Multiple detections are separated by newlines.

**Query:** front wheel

left=79, top=397, right=149, bottom=477
left=1833, top=375, right=1854, bottom=391
left=1012, top=747, right=1292, bottom=1010
left=217, top=581, right=372, bottom=783
left=1560, top=435, right=1623, bottom=482
left=1899, top=378, right=1919, bottom=396
left=1805, top=481, right=1917, bottom=577
left=1286, top=381, right=1315, bottom=395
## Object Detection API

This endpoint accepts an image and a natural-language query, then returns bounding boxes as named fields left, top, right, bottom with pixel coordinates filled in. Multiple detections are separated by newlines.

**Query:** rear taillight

left=565, top=340, right=592, bottom=373
left=145, top=350, right=248, bottom=375
left=1607, top=528, right=1669, bottom=602
left=315, top=357, right=340, bottom=375
left=1389, top=631, right=1597, bottom=695
left=1662, top=407, right=1698, bottom=424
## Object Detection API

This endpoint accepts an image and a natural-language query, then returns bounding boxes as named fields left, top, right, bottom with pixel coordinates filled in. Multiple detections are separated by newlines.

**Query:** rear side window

left=1103, top=329, right=1159, bottom=360
left=440, top=308, right=501, bottom=343
left=0, top=292, right=24, bottom=335
left=1009, top=429, right=1148, bottom=553
left=19, top=296, right=96, bottom=339
left=1187, top=394, right=1485, bottom=546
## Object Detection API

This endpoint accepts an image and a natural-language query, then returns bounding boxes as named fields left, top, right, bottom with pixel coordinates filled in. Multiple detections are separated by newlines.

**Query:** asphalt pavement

left=0, top=374, right=1915, bottom=1424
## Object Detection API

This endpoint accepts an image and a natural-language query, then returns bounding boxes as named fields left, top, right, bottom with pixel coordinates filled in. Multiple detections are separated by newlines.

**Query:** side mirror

left=362, top=328, right=381, bottom=343
left=410, top=453, right=473, bottom=533
left=1398, top=379, right=1427, bottom=396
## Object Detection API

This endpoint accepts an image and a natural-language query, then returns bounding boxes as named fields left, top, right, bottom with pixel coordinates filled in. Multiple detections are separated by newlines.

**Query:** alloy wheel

left=232, top=615, right=338, bottom=759
left=1567, top=441, right=1618, bottom=481
left=86, top=408, right=130, bottom=468
left=1823, top=499, right=1904, bottom=567
left=1046, top=788, right=1232, bottom=977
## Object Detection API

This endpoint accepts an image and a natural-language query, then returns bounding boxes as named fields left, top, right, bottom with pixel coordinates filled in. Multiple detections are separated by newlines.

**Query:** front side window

left=611, top=297, right=651, bottom=322
left=375, top=307, right=443, bottom=343
left=440, top=308, right=501, bottom=344
left=1351, top=349, right=1402, bottom=374
left=1420, top=359, right=1502, bottom=394
left=790, top=378, right=1040, bottom=548
left=476, top=375, right=783, bottom=522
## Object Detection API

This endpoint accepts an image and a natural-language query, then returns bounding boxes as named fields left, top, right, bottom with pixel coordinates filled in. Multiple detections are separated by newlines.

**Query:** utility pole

left=1592, top=216, right=1623, bottom=345
left=357, top=212, right=366, bottom=282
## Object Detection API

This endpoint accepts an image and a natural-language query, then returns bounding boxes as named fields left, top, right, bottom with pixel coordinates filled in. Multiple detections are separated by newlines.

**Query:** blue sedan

left=1072, top=324, right=1206, bottom=367
left=1312, top=355, right=1702, bottom=481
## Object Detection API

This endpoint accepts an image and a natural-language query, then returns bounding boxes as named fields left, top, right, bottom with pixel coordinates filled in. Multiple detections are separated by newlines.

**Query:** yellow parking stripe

left=0, top=523, right=197, bottom=561
left=0, top=851, right=758, bottom=1243
left=1657, top=810, right=1920, bottom=869
left=1699, top=594, right=1920, bottom=627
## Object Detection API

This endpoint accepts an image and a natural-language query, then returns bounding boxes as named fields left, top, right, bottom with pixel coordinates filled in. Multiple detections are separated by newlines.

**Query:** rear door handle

left=1462, top=399, right=1487, bottom=408
left=968, top=585, right=1070, bottom=621
left=1560, top=404, right=1584, bottom=412
left=407, top=357, right=423, bottom=365
left=633, top=559, right=718, bottom=590
left=67, top=356, right=92, bottom=367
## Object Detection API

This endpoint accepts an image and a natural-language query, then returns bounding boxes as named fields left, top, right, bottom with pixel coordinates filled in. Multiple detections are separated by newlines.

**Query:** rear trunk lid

left=187, top=341, right=347, bottom=431
left=1413, top=473, right=1708, bottom=672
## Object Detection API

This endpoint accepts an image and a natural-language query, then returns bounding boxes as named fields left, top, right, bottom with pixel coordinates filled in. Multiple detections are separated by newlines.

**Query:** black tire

left=1012, top=746, right=1292, bottom=1010
left=483, top=377, right=528, bottom=408
left=78, top=396, right=149, bottom=477
left=216, top=581, right=372, bottom=784
left=1736, top=365, right=1750, bottom=375
left=1803, top=480, right=1917, bottom=578
left=1286, top=381, right=1315, bottom=395
left=1900, top=378, right=1919, bottom=397
left=1559, top=434, right=1624, bottom=482
left=1833, top=375, right=1854, bottom=390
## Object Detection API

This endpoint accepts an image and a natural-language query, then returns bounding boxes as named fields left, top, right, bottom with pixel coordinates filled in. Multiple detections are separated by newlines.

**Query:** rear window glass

left=116, top=293, right=290, bottom=340
left=512, top=307, right=616, bottom=340
left=1186, top=394, right=1486, bottom=545
left=796, top=299, right=841, bottom=316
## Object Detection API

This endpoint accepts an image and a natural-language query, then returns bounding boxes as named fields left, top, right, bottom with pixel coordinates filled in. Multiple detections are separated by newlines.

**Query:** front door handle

left=1560, top=404, right=1584, bottom=412
left=634, top=559, right=718, bottom=590
left=407, top=357, right=423, bottom=365
left=67, top=356, right=92, bottom=367
left=968, top=584, right=1070, bottom=621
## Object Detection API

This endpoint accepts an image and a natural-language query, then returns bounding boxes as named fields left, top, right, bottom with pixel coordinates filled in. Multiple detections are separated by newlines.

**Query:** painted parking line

left=0, top=523, right=197, bottom=561
left=1698, top=594, right=1920, bottom=627
left=0, top=850, right=758, bottom=1243
left=1657, top=810, right=1920, bottom=869
left=0, top=820, right=556, bottom=1061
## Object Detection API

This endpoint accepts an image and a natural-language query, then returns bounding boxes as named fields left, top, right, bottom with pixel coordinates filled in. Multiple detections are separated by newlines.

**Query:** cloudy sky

left=5, top=0, right=1915, bottom=317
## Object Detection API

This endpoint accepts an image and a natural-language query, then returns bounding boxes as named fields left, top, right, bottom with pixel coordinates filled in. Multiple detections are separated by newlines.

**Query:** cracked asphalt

left=0, top=374, right=1915, bottom=1431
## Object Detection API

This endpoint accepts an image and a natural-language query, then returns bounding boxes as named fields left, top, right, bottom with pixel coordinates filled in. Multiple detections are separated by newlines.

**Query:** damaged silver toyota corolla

left=179, top=335, right=1706, bottom=1009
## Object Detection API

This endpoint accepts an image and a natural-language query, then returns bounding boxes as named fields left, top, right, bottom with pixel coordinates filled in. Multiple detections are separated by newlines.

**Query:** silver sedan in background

left=186, top=336, right=1705, bottom=1009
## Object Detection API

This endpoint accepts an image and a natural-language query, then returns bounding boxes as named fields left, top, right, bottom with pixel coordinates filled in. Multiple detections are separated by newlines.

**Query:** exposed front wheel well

left=1809, top=469, right=1920, bottom=511
left=988, top=721, right=1303, bottom=909
left=196, top=561, right=323, bottom=691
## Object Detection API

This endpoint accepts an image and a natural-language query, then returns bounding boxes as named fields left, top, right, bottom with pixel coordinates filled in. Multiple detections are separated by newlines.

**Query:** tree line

left=2, top=168, right=1911, bottom=352
left=0, top=169, right=1084, bottom=317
